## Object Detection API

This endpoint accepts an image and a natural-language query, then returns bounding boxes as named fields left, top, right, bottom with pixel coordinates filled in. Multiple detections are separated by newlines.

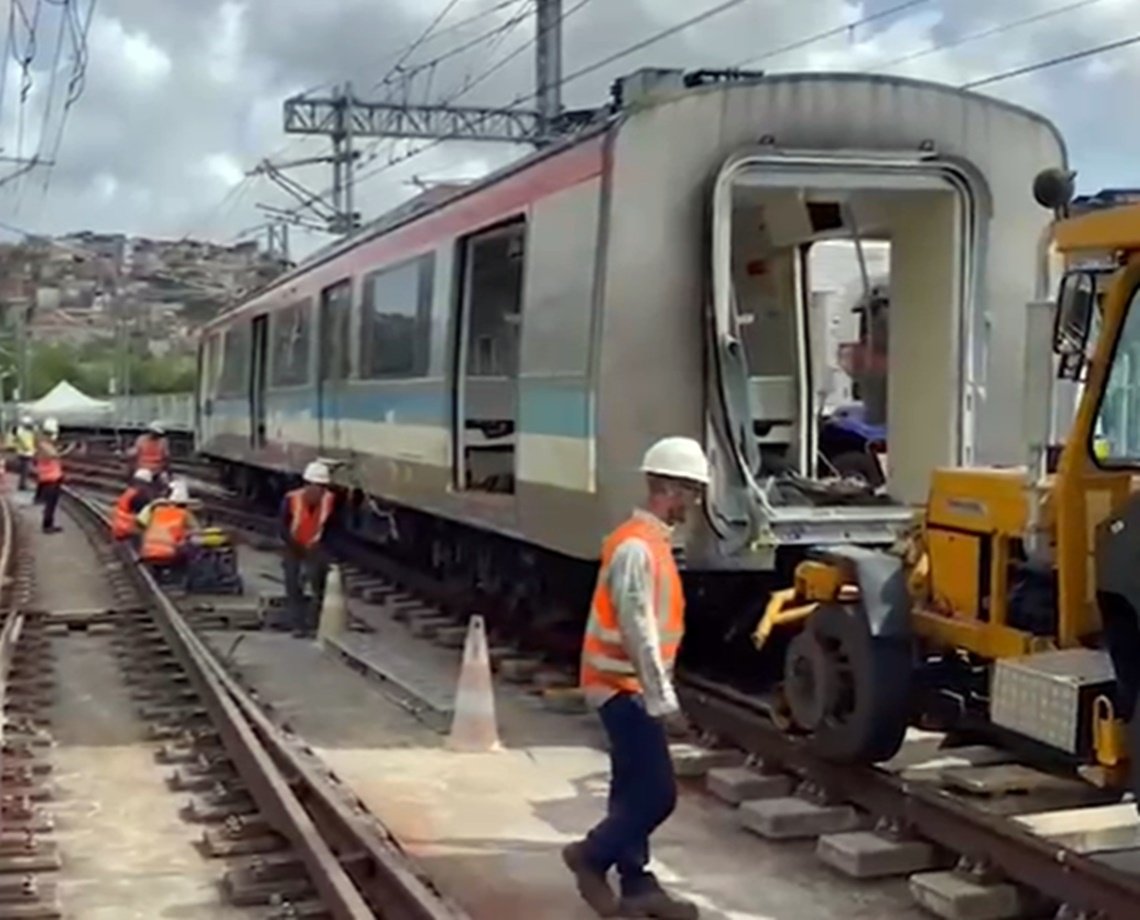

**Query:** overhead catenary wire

left=962, top=29, right=1140, bottom=89
left=872, top=0, right=1110, bottom=73
left=733, top=0, right=931, bottom=67
left=372, top=0, right=466, bottom=93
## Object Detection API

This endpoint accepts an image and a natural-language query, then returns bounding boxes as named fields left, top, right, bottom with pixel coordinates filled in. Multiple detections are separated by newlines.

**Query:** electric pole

left=269, top=0, right=569, bottom=235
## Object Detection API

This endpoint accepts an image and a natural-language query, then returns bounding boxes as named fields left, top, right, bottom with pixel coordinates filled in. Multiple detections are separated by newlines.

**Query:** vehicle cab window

left=1095, top=284, right=1140, bottom=464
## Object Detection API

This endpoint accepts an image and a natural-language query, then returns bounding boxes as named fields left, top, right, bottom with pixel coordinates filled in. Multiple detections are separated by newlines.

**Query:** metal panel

left=991, top=649, right=1115, bottom=753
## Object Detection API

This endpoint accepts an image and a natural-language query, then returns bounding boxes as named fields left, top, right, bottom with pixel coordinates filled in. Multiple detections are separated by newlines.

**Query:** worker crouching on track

left=138, top=479, right=200, bottom=579
left=280, top=461, right=340, bottom=639
left=564, top=436, right=708, bottom=920
left=113, top=468, right=157, bottom=549
left=36, top=417, right=70, bottom=534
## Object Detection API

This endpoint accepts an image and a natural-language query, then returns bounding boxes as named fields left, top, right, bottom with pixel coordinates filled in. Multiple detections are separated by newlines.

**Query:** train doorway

left=452, top=219, right=526, bottom=495
left=317, top=279, right=352, bottom=451
left=250, top=314, right=268, bottom=450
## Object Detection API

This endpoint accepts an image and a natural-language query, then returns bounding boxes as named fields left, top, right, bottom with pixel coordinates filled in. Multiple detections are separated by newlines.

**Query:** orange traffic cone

left=446, top=615, right=502, bottom=753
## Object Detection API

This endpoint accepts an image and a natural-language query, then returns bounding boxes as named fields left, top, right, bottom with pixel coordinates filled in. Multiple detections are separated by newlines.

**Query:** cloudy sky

left=0, top=0, right=1134, bottom=259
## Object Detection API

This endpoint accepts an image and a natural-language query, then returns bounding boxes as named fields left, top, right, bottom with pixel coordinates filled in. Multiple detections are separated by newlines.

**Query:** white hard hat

left=639, top=437, right=711, bottom=486
left=168, top=480, right=190, bottom=503
left=19, top=416, right=31, bottom=426
left=148, top=421, right=165, bottom=435
left=42, top=417, right=59, bottom=435
left=303, top=461, right=330, bottom=485
left=134, top=468, right=154, bottom=483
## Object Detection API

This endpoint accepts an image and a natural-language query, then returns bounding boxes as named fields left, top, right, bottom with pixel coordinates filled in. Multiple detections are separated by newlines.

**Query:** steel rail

left=677, top=675, right=1140, bottom=920
left=61, top=487, right=466, bottom=920
left=0, top=491, right=19, bottom=810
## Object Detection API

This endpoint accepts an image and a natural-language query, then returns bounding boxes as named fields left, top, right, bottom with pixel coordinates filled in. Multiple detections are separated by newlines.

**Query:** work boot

left=618, top=886, right=699, bottom=920
left=562, top=841, right=617, bottom=917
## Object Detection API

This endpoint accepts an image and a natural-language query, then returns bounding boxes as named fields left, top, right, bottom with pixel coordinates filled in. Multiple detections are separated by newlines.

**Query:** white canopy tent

left=22, top=380, right=113, bottom=422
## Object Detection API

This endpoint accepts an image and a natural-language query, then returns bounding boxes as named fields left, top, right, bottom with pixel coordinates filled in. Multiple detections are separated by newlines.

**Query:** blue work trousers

left=582, top=692, right=677, bottom=897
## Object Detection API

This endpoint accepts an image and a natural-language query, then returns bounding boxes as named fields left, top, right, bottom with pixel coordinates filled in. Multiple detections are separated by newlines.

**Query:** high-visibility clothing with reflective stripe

left=141, top=504, right=192, bottom=562
left=287, top=489, right=334, bottom=548
left=580, top=514, right=685, bottom=698
left=14, top=428, right=33, bottom=457
left=113, top=487, right=142, bottom=539
left=136, top=435, right=168, bottom=472
left=35, top=439, right=62, bottom=484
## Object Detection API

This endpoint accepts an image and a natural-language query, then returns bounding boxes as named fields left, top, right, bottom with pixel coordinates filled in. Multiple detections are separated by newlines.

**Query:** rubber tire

left=827, top=450, right=885, bottom=488
left=805, top=602, right=912, bottom=764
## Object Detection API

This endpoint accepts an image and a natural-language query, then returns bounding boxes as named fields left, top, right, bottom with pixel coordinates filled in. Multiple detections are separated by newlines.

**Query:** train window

left=360, top=254, right=434, bottom=379
left=217, top=324, right=250, bottom=397
left=271, top=299, right=313, bottom=387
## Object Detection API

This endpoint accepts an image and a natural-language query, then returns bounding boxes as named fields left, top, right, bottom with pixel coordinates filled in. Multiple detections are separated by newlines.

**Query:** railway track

left=0, top=482, right=465, bottom=919
left=58, top=453, right=1140, bottom=918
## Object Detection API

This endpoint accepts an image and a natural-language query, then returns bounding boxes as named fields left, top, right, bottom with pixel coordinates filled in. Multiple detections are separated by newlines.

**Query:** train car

left=196, top=68, right=1066, bottom=663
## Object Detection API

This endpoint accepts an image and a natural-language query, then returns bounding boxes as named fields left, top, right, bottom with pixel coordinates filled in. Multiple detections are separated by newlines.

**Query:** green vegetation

left=0, top=337, right=196, bottom=400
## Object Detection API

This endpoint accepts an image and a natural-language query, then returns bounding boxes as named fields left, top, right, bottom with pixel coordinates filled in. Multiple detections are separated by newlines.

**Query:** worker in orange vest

left=113, top=468, right=156, bottom=546
left=279, top=461, right=339, bottom=638
left=138, top=479, right=200, bottom=570
left=131, top=422, right=170, bottom=483
left=563, top=437, right=709, bottom=920
left=35, top=418, right=68, bottom=534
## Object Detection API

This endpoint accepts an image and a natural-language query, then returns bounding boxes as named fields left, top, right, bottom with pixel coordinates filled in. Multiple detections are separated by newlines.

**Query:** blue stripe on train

left=206, top=377, right=591, bottom=439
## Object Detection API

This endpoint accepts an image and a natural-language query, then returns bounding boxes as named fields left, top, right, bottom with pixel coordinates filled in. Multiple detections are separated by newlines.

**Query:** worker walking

left=138, top=479, right=200, bottom=574
left=280, top=461, right=339, bottom=639
left=132, top=422, right=170, bottom=484
left=113, top=468, right=157, bottom=548
left=9, top=416, right=35, bottom=491
left=36, top=418, right=67, bottom=534
left=563, top=437, right=709, bottom=920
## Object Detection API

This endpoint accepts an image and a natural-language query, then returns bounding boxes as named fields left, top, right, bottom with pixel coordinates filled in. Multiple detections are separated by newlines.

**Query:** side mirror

left=1053, top=270, right=1096, bottom=358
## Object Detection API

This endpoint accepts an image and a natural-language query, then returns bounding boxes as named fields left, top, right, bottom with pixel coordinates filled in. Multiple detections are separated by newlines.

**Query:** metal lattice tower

left=266, top=0, right=566, bottom=235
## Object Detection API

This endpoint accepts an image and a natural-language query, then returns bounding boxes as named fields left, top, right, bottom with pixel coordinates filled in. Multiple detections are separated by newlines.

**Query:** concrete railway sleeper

left=0, top=485, right=465, bottom=920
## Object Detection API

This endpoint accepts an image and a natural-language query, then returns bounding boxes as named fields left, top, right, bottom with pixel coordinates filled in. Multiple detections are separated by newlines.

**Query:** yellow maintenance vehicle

left=756, top=170, right=1140, bottom=795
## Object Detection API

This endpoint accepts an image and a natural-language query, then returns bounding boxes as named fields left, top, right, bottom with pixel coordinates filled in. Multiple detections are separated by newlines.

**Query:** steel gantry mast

left=262, top=0, right=568, bottom=236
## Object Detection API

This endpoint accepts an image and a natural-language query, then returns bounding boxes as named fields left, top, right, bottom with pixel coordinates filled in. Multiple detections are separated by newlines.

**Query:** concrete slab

left=896, top=747, right=1014, bottom=783
left=541, top=688, right=588, bottom=714
left=738, top=796, right=862, bottom=840
left=816, top=831, right=938, bottom=878
left=908, top=871, right=1026, bottom=920
left=706, top=767, right=793, bottom=805
left=941, top=764, right=1079, bottom=797
left=1014, top=803, right=1140, bottom=853
left=434, top=625, right=468, bottom=649
left=498, top=658, right=542, bottom=683
left=409, top=615, right=458, bottom=640
left=669, top=744, right=743, bottom=778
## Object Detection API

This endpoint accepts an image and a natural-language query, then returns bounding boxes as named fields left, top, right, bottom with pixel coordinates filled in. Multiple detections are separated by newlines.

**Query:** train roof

left=203, top=69, right=1064, bottom=335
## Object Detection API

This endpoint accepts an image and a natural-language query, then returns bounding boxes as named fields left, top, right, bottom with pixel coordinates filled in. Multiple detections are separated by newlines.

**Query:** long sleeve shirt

left=586, top=509, right=681, bottom=718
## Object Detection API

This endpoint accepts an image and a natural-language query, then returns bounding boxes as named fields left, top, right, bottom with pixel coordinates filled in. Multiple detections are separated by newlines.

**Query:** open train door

left=249, top=314, right=268, bottom=450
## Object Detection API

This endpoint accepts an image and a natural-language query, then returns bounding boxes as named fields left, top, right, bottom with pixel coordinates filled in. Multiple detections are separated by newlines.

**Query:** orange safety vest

left=113, top=487, right=142, bottom=539
left=287, top=489, right=334, bottom=548
left=141, top=504, right=192, bottom=562
left=35, top=440, right=62, bottom=484
left=580, top=513, right=685, bottom=695
left=136, top=435, right=168, bottom=472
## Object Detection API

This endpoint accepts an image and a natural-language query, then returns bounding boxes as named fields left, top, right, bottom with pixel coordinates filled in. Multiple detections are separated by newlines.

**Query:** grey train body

left=197, top=72, right=1065, bottom=614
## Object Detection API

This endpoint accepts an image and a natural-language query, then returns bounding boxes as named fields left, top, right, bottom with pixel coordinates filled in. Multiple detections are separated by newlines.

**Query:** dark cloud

left=0, top=0, right=1133, bottom=257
